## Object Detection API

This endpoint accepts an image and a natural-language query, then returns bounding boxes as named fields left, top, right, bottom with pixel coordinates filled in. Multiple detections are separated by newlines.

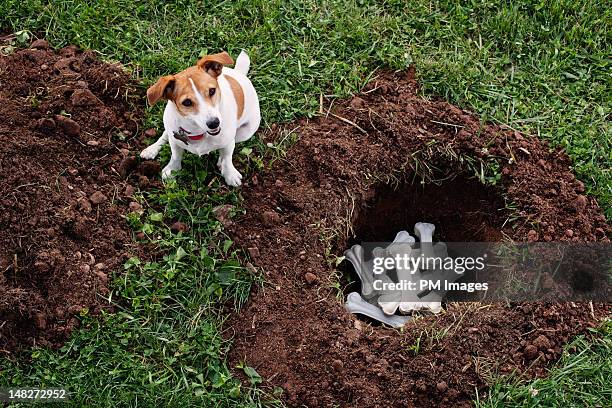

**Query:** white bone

left=414, top=222, right=435, bottom=242
left=345, top=244, right=394, bottom=300
left=377, top=289, right=401, bottom=315
left=388, top=243, right=421, bottom=314
left=393, top=230, right=416, bottom=245
left=427, top=302, right=442, bottom=313
left=346, top=225, right=451, bottom=320
left=345, top=292, right=411, bottom=328
left=415, top=222, right=436, bottom=270
left=344, top=244, right=375, bottom=298
left=379, top=300, right=402, bottom=315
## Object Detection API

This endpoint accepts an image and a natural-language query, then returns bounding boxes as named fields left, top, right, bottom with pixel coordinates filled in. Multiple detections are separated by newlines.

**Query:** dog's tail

left=234, top=50, right=250, bottom=75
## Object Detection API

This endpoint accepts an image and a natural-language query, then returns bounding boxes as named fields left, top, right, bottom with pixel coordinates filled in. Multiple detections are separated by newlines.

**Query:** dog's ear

left=197, top=52, right=234, bottom=78
left=147, top=75, right=175, bottom=105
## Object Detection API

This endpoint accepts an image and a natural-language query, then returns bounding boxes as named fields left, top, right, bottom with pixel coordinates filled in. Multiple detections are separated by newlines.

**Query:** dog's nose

left=206, top=118, right=220, bottom=129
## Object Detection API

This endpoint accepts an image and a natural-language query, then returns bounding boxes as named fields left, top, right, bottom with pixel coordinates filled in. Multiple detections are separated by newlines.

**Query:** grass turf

left=476, top=320, right=612, bottom=408
left=0, top=0, right=610, bottom=406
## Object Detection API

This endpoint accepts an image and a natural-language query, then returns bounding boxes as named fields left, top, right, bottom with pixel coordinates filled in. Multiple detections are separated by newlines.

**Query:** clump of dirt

left=0, top=40, right=153, bottom=352
left=227, top=70, right=610, bottom=407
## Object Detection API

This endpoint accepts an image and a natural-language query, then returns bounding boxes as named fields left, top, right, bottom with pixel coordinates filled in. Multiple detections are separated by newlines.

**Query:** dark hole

left=348, top=174, right=505, bottom=244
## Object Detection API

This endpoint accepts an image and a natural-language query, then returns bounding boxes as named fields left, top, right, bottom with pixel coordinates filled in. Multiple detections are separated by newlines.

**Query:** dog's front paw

left=161, top=164, right=180, bottom=180
left=140, top=145, right=161, bottom=160
left=222, top=167, right=243, bottom=187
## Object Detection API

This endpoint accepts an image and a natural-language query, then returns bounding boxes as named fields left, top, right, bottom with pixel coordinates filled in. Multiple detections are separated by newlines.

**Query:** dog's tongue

left=188, top=134, right=204, bottom=141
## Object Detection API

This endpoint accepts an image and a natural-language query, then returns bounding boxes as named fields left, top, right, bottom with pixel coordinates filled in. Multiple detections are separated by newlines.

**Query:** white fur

left=234, top=50, right=250, bottom=75
left=140, top=51, right=260, bottom=186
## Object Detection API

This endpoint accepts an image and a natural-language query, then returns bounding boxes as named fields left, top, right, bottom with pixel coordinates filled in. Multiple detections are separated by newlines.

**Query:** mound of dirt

left=227, top=70, right=610, bottom=407
left=0, top=41, right=152, bottom=352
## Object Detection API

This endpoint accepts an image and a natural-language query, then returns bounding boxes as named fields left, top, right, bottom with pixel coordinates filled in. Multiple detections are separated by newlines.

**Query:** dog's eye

left=209, top=88, right=216, bottom=97
left=182, top=99, right=193, bottom=107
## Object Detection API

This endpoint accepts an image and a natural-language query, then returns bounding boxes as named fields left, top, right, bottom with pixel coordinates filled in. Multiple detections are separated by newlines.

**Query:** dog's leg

left=161, top=142, right=184, bottom=180
left=235, top=117, right=261, bottom=143
left=219, top=144, right=242, bottom=186
left=140, top=130, right=169, bottom=160
left=216, top=154, right=224, bottom=170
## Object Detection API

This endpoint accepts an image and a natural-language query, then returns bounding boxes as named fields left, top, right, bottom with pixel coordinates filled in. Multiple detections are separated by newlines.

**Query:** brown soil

left=0, top=41, right=152, bottom=352
left=227, top=70, right=610, bottom=407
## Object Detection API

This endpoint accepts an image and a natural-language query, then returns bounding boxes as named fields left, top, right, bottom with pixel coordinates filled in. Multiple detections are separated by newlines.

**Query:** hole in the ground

left=349, top=174, right=506, bottom=244
left=339, top=174, right=507, bottom=323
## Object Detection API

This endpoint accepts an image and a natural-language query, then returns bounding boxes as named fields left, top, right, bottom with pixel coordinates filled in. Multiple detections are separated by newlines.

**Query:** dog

left=140, top=51, right=260, bottom=186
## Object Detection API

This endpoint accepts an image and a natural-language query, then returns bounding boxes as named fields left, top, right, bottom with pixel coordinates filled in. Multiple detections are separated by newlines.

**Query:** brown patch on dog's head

left=162, top=67, right=220, bottom=117
left=197, top=52, right=234, bottom=77
left=146, top=75, right=175, bottom=105
left=147, top=52, right=235, bottom=118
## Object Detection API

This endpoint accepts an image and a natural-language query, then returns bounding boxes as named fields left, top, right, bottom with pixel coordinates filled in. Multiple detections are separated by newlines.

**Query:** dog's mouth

left=187, top=134, right=204, bottom=141
left=207, top=128, right=221, bottom=136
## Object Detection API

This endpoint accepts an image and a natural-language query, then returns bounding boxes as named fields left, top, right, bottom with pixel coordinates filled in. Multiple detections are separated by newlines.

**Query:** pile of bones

left=344, top=222, right=462, bottom=328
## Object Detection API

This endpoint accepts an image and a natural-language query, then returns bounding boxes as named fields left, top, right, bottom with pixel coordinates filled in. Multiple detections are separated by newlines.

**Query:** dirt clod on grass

left=0, top=42, right=150, bottom=352
left=228, top=70, right=610, bottom=407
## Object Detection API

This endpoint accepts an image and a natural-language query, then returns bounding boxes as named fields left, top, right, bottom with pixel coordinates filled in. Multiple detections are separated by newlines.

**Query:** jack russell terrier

left=140, top=51, right=260, bottom=186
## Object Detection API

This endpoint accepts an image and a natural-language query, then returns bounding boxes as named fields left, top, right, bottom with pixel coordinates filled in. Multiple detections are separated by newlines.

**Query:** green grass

left=1, top=168, right=274, bottom=407
left=0, top=0, right=610, bottom=406
left=476, top=320, right=612, bottom=408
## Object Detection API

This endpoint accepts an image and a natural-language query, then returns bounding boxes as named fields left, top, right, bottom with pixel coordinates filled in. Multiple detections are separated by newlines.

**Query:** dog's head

left=147, top=52, right=234, bottom=135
